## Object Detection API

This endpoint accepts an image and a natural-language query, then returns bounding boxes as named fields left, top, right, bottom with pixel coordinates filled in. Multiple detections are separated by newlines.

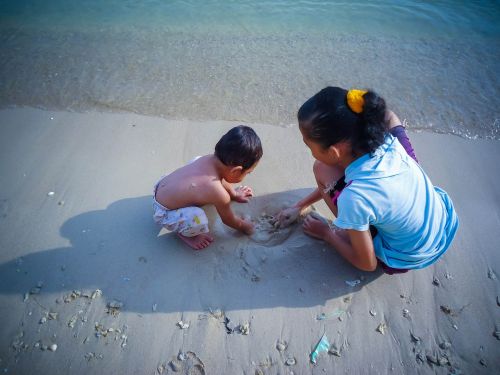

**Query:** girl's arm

left=303, top=215, right=377, bottom=271
left=293, top=187, right=323, bottom=211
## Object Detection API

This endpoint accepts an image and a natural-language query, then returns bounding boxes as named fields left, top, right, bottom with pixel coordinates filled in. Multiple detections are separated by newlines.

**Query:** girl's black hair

left=215, top=125, right=263, bottom=170
left=298, top=86, right=387, bottom=155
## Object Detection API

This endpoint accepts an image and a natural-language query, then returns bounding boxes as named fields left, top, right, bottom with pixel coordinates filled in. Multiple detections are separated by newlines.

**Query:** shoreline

left=0, top=107, right=499, bottom=374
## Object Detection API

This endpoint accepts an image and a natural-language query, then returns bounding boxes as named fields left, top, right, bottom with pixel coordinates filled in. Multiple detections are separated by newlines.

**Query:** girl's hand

left=302, top=214, right=331, bottom=240
left=233, top=185, right=253, bottom=203
left=274, top=206, right=301, bottom=228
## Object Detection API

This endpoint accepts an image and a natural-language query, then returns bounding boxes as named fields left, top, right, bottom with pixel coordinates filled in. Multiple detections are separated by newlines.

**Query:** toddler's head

left=298, top=86, right=387, bottom=156
left=215, top=125, right=263, bottom=173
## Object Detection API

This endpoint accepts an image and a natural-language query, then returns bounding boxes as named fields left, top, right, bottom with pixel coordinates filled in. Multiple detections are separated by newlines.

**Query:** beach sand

left=0, top=107, right=499, bottom=374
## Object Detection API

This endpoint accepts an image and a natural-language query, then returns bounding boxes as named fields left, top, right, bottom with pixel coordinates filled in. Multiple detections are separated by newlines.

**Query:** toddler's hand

left=241, top=219, right=255, bottom=235
left=233, top=185, right=253, bottom=203
left=274, top=206, right=301, bottom=229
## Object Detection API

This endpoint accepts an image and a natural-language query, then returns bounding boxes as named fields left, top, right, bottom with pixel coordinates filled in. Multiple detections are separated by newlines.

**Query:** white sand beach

left=0, top=107, right=499, bottom=374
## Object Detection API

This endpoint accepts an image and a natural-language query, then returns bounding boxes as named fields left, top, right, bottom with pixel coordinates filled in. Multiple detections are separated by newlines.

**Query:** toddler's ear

left=230, top=166, right=244, bottom=176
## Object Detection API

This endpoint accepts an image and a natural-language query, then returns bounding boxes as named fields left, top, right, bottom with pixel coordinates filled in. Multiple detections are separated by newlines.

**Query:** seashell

left=49, top=344, right=57, bottom=352
left=39, top=317, right=47, bottom=324
left=276, top=339, right=287, bottom=352
left=177, top=320, right=189, bottom=329
left=328, top=344, right=341, bottom=357
left=376, top=323, right=387, bottom=335
left=488, top=268, right=497, bottom=280
left=239, top=322, right=250, bottom=335
left=369, top=309, right=377, bottom=317
left=285, top=357, right=296, bottom=366
left=91, top=289, right=102, bottom=299
left=48, top=312, right=57, bottom=320
left=432, top=276, right=440, bottom=286
left=68, top=316, right=77, bottom=328
left=402, top=309, right=410, bottom=318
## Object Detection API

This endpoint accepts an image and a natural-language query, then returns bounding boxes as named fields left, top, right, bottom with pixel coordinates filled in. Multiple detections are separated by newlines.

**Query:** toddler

left=154, top=125, right=262, bottom=250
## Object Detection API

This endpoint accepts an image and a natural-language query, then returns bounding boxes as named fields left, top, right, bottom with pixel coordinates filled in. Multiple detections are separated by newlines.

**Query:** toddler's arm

left=215, top=195, right=254, bottom=235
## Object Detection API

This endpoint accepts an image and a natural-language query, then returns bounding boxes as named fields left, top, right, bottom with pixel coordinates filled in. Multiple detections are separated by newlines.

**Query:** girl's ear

left=327, top=144, right=341, bottom=161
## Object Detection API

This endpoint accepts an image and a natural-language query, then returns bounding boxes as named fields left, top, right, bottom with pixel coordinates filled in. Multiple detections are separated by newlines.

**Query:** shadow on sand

left=0, top=189, right=382, bottom=314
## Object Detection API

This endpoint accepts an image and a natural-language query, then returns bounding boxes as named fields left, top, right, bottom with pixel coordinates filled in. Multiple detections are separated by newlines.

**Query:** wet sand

left=0, top=108, right=499, bottom=374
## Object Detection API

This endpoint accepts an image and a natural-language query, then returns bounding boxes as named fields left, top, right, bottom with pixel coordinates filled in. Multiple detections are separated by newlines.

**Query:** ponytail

left=298, top=86, right=387, bottom=155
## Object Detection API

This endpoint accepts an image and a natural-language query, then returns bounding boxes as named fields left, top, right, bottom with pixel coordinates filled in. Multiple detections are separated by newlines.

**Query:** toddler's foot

left=178, top=233, right=214, bottom=250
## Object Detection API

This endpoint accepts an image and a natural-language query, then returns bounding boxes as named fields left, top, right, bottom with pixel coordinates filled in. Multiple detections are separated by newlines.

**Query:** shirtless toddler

left=153, top=126, right=262, bottom=250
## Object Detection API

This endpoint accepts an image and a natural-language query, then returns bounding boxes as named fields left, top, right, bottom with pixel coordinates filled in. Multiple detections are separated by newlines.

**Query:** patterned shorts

left=153, top=200, right=209, bottom=237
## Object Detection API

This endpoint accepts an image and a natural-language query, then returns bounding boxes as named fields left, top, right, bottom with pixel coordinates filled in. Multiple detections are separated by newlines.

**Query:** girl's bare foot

left=177, top=233, right=214, bottom=250
left=302, top=214, right=331, bottom=240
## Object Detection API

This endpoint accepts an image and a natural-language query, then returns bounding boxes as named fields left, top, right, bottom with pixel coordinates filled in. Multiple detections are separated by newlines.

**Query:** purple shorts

left=330, top=126, right=416, bottom=275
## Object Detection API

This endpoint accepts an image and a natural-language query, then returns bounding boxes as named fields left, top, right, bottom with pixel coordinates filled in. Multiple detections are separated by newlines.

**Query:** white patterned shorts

left=153, top=200, right=209, bottom=237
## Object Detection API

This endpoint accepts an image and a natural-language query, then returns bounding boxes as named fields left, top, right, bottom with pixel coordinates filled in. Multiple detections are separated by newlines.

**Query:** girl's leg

left=312, top=160, right=345, bottom=217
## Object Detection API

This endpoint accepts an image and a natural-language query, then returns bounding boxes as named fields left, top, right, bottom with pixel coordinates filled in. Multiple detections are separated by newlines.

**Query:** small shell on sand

left=487, top=268, right=497, bottom=280
left=239, top=322, right=250, bottom=335
left=402, top=309, right=410, bottom=318
left=285, top=357, right=296, bottom=366
left=177, top=320, right=189, bottom=329
left=328, top=344, right=341, bottom=357
left=276, top=340, right=287, bottom=352
left=376, top=323, right=387, bottom=335
left=432, top=277, right=440, bottom=286
left=49, top=344, right=57, bottom=352
left=369, top=310, right=377, bottom=317
left=90, top=289, right=102, bottom=299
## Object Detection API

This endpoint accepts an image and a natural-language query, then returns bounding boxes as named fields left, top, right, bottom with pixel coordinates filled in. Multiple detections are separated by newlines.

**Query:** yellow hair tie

left=347, top=89, right=367, bottom=114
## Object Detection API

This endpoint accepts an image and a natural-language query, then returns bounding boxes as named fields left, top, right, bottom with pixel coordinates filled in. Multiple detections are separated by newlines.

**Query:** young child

left=278, top=87, right=458, bottom=273
left=153, top=125, right=262, bottom=250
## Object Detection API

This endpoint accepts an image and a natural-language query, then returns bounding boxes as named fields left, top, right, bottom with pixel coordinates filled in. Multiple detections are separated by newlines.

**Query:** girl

left=279, top=87, right=458, bottom=273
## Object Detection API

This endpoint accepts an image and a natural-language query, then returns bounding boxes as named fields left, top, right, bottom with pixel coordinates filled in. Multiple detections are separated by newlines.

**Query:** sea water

left=1, top=0, right=499, bottom=139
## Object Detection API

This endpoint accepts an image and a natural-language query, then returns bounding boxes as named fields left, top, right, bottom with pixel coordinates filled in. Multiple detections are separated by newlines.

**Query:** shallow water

left=1, top=1, right=499, bottom=139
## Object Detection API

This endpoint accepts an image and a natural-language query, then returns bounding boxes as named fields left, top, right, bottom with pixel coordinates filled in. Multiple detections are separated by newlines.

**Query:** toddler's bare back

left=155, top=155, right=225, bottom=210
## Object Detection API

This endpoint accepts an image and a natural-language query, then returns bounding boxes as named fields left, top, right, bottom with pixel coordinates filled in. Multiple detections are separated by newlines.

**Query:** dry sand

left=0, top=107, right=499, bottom=374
